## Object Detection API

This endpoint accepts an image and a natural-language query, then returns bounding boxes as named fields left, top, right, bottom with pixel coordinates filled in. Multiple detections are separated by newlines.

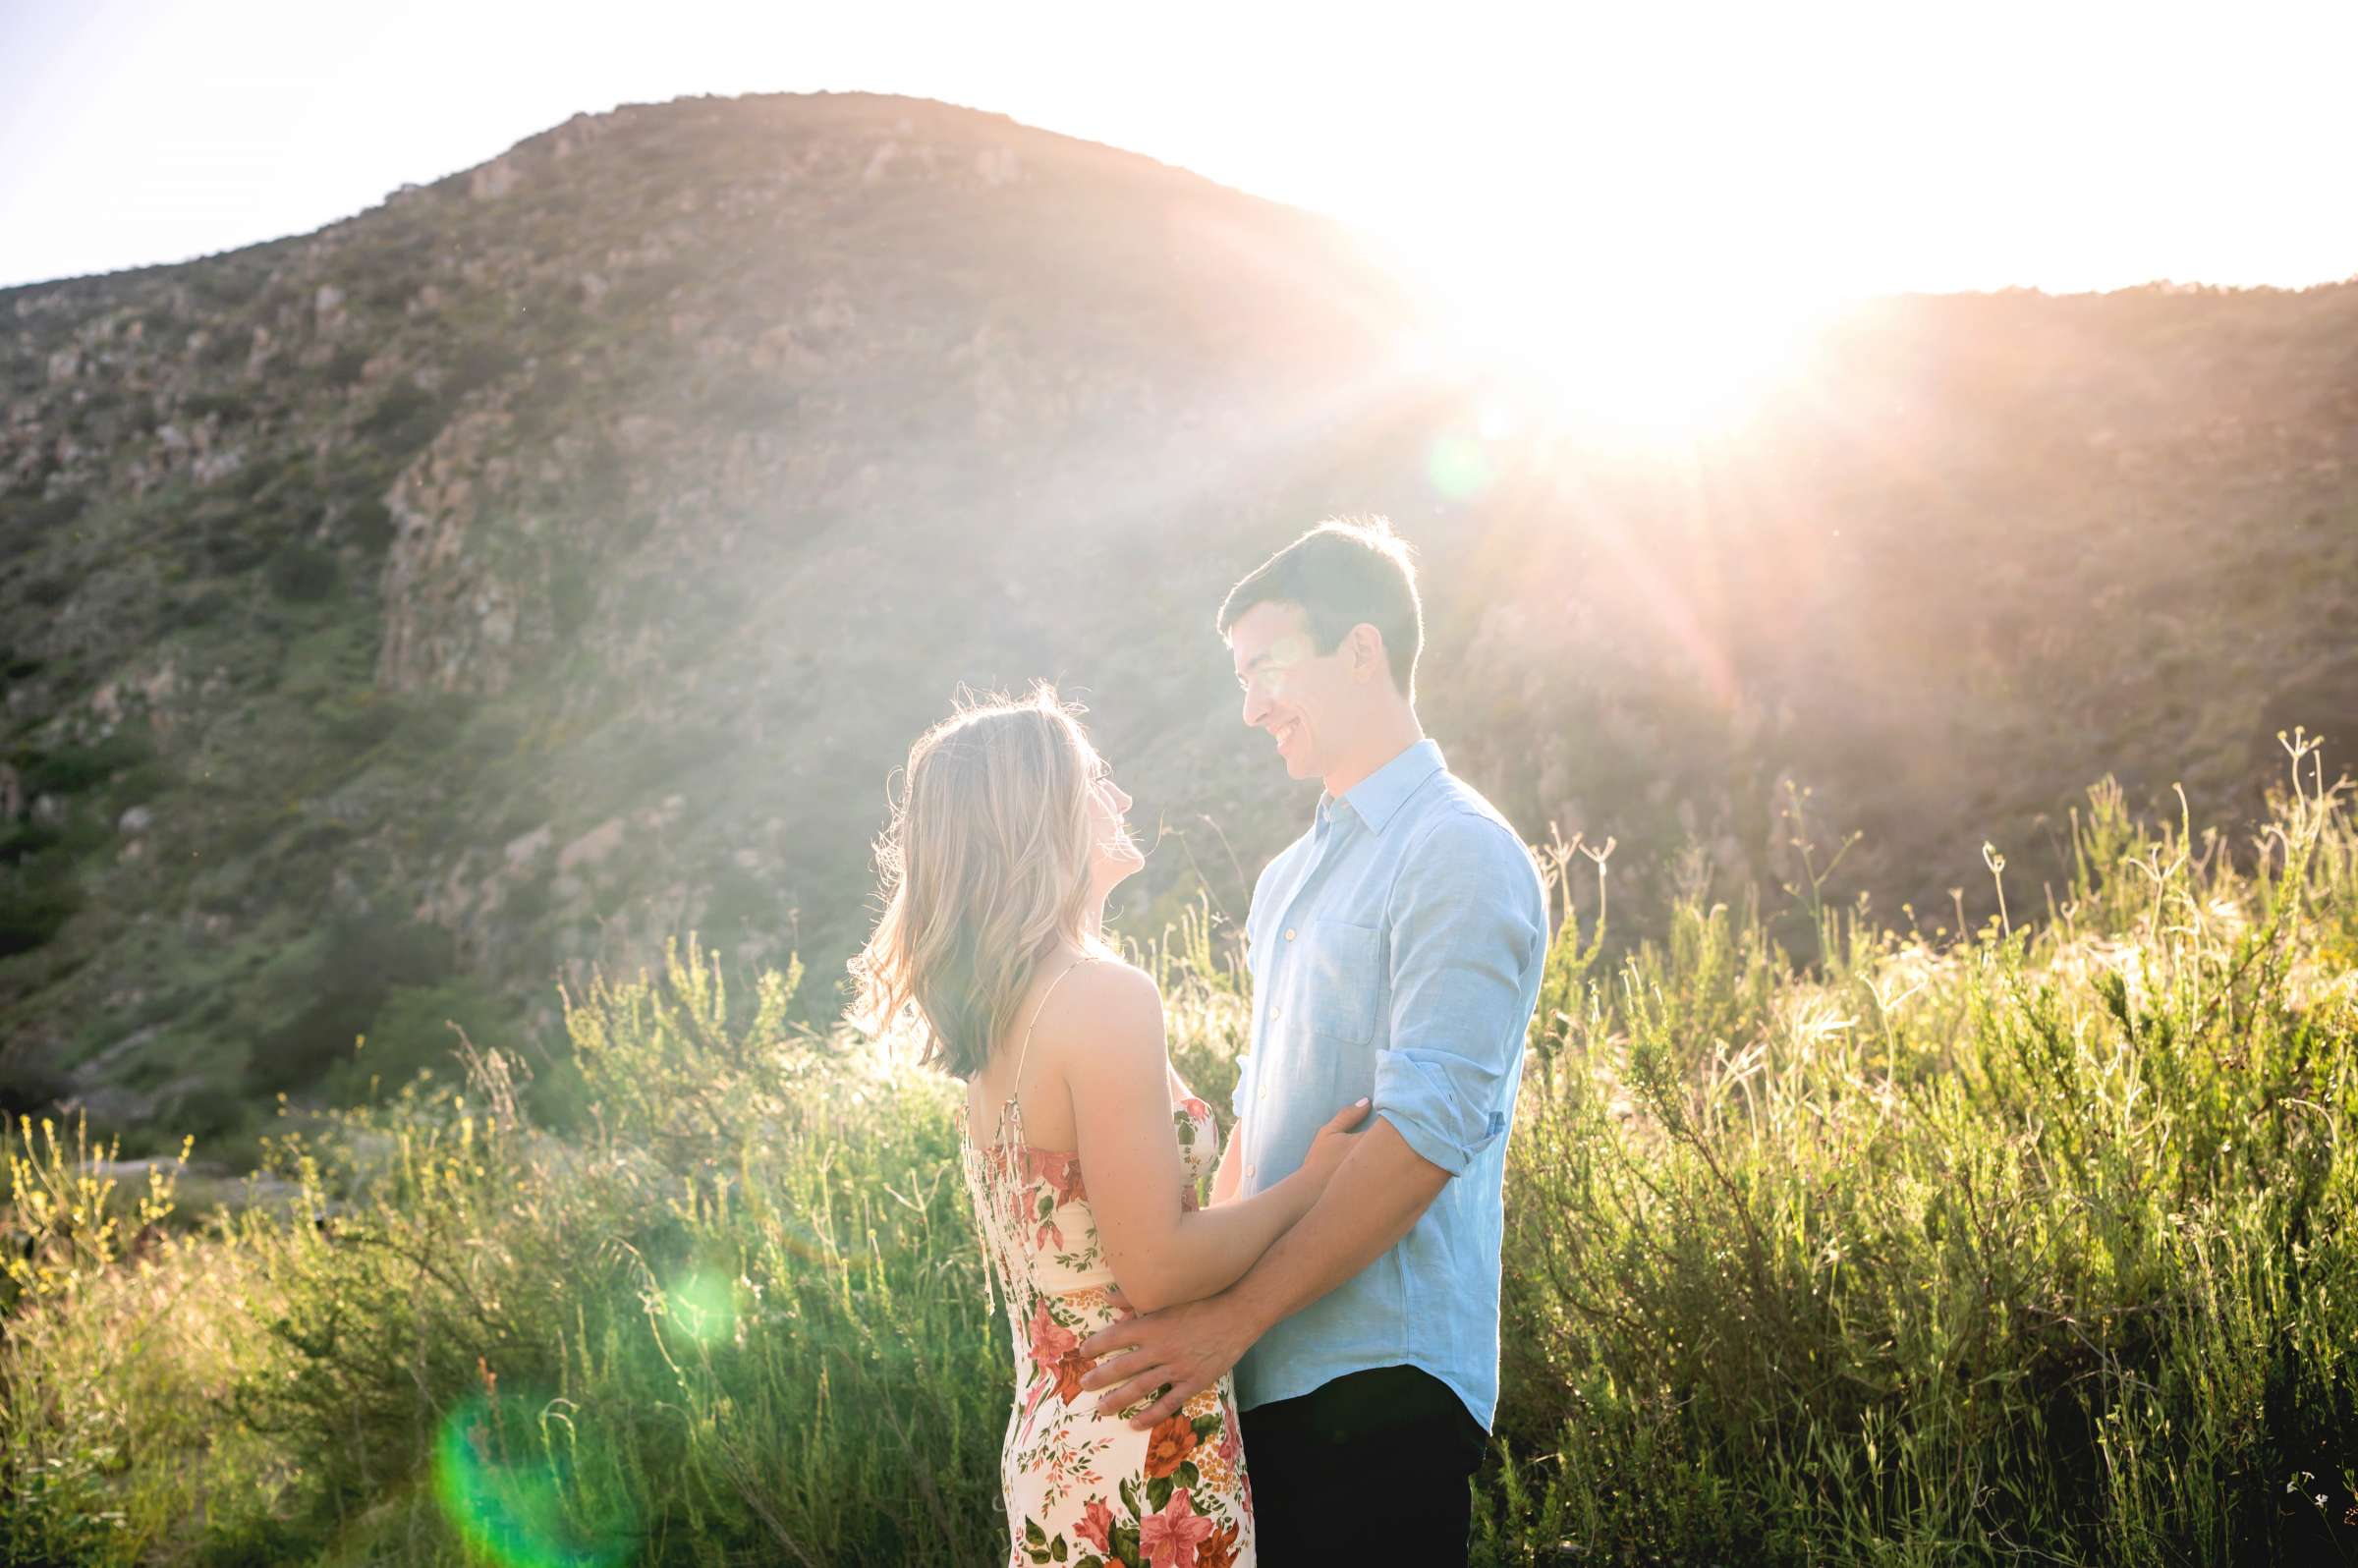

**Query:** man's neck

left=1320, top=712, right=1427, bottom=800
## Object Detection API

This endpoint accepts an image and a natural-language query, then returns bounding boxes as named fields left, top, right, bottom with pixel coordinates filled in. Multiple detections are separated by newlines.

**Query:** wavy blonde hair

left=851, top=684, right=1114, bottom=1080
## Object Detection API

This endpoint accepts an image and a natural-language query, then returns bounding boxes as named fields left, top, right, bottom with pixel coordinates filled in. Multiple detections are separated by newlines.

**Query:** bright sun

left=1405, top=246, right=1847, bottom=446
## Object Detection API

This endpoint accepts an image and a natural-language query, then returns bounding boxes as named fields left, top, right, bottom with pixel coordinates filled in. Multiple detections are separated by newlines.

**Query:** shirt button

left=1284, top=927, right=1295, bottom=941
left=1257, top=1080, right=1267, bottom=1100
left=1269, top=1004, right=1282, bottom=1020
left=1245, top=1163, right=1256, bottom=1179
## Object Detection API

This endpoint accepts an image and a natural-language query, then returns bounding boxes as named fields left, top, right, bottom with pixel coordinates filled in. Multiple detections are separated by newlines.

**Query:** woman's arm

left=1167, top=1059, right=1246, bottom=1208
left=1059, top=963, right=1350, bottom=1314
left=1208, top=1112, right=1246, bottom=1206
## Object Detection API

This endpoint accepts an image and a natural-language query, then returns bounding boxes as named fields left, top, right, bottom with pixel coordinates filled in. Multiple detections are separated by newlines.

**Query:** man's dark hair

left=1216, top=515, right=1424, bottom=700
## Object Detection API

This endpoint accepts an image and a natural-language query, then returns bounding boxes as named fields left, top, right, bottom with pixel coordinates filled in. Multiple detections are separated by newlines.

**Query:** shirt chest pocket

left=1300, top=918, right=1382, bottom=1045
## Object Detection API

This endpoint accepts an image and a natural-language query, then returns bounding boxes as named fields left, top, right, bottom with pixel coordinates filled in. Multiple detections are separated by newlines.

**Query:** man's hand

left=1078, top=1289, right=1262, bottom=1429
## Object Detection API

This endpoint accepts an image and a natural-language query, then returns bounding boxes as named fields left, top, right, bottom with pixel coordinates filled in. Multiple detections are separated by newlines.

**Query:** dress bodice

left=958, top=1092, right=1220, bottom=1304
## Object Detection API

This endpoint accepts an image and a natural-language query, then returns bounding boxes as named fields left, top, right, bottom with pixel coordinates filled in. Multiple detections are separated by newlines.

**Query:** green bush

left=243, top=908, right=458, bottom=1086
left=0, top=867, right=80, bottom=956
left=263, top=542, right=338, bottom=601
left=1483, top=756, right=2358, bottom=1564
left=13, top=724, right=156, bottom=799
left=324, top=976, right=521, bottom=1103
left=320, top=345, right=370, bottom=389
left=358, top=384, right=447, bottom=451
left=5, top=756, right=2356, bottom=1565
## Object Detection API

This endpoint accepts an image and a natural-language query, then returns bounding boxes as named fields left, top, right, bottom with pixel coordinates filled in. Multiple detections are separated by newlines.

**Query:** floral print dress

left=957, top=965, right=1256, bottom=1568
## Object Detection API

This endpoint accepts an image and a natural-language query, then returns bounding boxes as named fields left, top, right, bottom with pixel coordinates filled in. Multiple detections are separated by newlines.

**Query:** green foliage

left=262, top=542, right=338, bottom=601
left=0, top=868, right=80, bottom=956
left=0, top=1114, right=188, bottom=1563
left=6, top=762, right=2357, bottom=1564
left=15, top=729, right=154, bottom=799
left=0, top=490, right=85, bottom=542
left=319, top=345, right=370, bottom=389
left=323, top=975, right=522, bottom=1105
left=357, top=383, right=447, bottom=451
left=209, top=937, right=1004, bottom=1562
left=1495, top=739, right=2358, bottom=1563
left=243, top=907, right=458, bottom=1085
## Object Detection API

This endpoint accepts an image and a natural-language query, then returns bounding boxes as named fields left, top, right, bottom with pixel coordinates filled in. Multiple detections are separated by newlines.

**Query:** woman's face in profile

left=1084, top=756, right=1145, bottom=888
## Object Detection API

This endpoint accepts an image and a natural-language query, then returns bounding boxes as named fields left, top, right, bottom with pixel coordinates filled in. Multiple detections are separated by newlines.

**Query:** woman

left=852, top=685, right=1365, bottom=1568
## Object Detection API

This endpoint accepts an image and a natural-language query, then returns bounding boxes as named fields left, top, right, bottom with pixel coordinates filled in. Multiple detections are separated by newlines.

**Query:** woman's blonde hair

left=851, top=684, right=1114, bottom=1079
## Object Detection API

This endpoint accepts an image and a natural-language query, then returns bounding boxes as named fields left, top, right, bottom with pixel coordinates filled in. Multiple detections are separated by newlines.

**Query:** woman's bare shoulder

left=1033, top=955, right=1163, bottom=1067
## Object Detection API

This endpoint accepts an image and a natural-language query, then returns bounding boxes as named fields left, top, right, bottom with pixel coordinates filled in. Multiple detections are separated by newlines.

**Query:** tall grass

left=1484, top=738, right=2358, bottom=1566
left=4, top=743, right=2355, bottom=1565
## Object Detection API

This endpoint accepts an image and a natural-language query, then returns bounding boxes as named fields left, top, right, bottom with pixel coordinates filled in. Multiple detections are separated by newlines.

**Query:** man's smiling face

left=1228, top=598, right=1355, bottom=782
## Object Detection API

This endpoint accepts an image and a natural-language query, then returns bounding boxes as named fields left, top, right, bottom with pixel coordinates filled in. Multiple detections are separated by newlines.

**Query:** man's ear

left=1350, top=624, right=1385, bottom=683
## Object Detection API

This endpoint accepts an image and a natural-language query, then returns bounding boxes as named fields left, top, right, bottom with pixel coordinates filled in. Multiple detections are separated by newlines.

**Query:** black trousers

left=1237, top=1363, right=1488, bottom=1564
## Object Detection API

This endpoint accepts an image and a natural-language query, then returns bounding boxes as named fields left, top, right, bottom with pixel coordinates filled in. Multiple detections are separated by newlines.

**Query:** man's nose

left=1241, top=684, right=1271, bottom=727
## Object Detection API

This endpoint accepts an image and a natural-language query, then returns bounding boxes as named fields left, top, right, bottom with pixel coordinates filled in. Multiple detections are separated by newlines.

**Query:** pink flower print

left=1075, top=1495, right=1116, bottom=1555
left=1029, top=1299, right=1078, bottom=1366
left=1139, top=1486, right=1215, bottom=1568
left=1018, top=1301, right=1079, bottom=1425
left=1217, top=1408, right=1242, bottom=1473
left=1025, top=1147, right=1087, bottom=1206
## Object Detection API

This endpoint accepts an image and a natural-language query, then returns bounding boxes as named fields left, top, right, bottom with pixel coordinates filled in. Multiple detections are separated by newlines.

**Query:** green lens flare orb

left=1426, top=431, right=1492, bottom=500
left=661, top=1269, right=737, bottom=1346
left=433, top=1393, right=635, bottom=1568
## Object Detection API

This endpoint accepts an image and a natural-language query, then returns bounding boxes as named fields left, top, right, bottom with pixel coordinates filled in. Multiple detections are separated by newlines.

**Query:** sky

left=3, top=0, right=2355, bottom=312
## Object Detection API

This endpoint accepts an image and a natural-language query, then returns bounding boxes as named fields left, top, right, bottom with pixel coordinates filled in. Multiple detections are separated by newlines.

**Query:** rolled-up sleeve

left=1372, top=812, right=1545, bottom=1176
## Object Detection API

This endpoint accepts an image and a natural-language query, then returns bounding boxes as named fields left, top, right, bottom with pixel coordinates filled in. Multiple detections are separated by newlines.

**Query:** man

left=1079, top=516, right=1548, bottom=1562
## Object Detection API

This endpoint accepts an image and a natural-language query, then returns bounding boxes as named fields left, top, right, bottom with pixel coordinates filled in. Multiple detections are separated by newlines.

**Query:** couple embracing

left=853, top=517, right=1547, bottom=1566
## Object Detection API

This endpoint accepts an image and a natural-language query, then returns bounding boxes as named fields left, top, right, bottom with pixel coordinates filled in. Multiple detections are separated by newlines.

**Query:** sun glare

left=1419, top=252, right=1844, bottom=445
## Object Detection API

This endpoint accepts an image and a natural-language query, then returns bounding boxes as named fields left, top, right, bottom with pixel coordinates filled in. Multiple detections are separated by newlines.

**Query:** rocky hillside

left=3, top=91, right=2353, bottom=1149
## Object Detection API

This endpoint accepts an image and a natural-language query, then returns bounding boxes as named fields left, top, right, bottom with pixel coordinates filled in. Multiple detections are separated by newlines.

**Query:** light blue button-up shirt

left=1228, top=737, right=1547, bottom=1431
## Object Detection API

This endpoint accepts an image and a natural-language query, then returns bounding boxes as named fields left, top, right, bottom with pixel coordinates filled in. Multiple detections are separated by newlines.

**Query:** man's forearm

left=1223, top=1115, right=1445, bottom=1333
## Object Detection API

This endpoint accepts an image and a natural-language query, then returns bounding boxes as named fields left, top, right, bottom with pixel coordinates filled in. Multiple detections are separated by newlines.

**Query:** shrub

left=0, top=867, right=79, bottom=955
left=1486, top=750, right=2358, bottom=1563
left=320, top=345, right=370, bottom=388
left=343, top=494, right=395, bottom=552
left=244, top=908, right=458, bottom=1086
left=213, top=937, right=1007, bottom=1561
left=324, top=976, right=520, bottom=1104
left=358, top=384, right=446, bottom=451
left=263, top=542, right=338, bottom=601
left=6, top=756, right=2357, bottom=1565
left=18, top=730, right=154, bottom=798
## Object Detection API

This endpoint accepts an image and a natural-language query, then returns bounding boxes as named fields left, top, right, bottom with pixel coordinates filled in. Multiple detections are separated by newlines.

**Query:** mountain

left=3, top=91, right=2353, bottom=1148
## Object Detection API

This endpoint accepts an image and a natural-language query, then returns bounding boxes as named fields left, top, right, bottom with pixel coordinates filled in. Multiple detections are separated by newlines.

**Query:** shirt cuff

left=1372, top=1045, right=1511, bottom=1176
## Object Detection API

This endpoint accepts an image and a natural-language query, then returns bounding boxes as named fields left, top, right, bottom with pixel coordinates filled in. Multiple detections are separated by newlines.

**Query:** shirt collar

left=1318, top=738, right=1445, bottom=837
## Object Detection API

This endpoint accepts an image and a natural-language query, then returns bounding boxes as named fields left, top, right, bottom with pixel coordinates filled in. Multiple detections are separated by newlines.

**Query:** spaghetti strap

left=1005, top=955, right=1099, bottom=1116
